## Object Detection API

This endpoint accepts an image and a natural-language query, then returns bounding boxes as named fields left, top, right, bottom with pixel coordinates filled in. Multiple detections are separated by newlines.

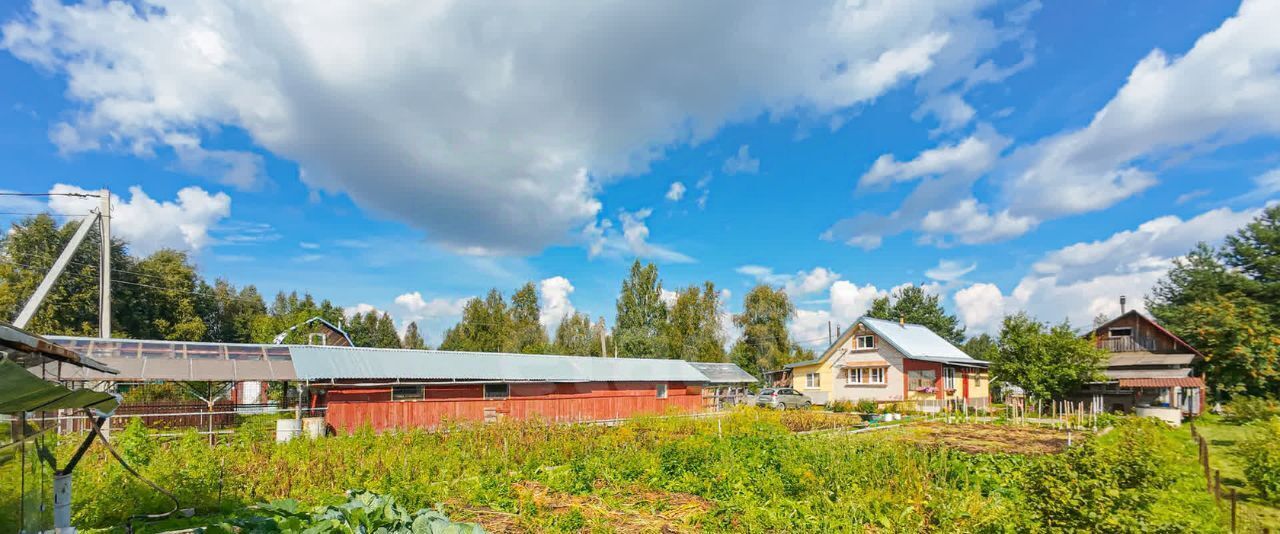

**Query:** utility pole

left=599, top=318, right=608, bottom=358
left=99, top=189, right=111, bottom=338
left=828, top=321, right=832, bottom=345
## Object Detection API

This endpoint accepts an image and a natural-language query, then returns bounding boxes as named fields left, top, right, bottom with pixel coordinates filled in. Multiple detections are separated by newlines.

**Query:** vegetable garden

left=3, top=408, right=1228, bottom=532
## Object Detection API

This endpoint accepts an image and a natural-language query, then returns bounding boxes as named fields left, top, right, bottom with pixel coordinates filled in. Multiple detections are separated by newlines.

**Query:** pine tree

left=614, top=260, right=667, bottom=358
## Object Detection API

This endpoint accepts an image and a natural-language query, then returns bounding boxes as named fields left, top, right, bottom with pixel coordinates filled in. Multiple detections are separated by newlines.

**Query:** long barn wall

left=320, top=381, right=703, bottom=432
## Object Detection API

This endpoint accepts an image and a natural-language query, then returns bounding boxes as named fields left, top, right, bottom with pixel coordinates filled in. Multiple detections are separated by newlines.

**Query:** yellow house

left=785, top=317, right=990, bottom=409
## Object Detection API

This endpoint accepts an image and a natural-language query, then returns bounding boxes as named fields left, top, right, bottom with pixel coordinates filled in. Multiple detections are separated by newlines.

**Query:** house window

left=943, top=368, right=956, bottom=390
left=656, top=384, right=668, bottom=399
left=908, top=370, right=936, bottom=392
left=856, top=335, right=875, bottom=349
left=391, top=385, right=424, bottom=401
left=848, top=368, right=864, bottom=384
left=484, top=383, right=510, bottom=400
left=972, top=371, right=982, bottom=388
left=1108, top=327, right=1132, bottom=337
left=805, top=372, right=821, bottom=388
left=869, top=367, right=885, bottom=384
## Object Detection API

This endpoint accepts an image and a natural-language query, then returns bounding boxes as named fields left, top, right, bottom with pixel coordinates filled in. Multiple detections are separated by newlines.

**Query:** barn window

left=656, top=384, right=668, bottom=399
left=484, top=383, right=510, bottom=400
left=1109, top=327, right=1132, bottom=337
left=856, top=335, right=875, bottom=349
left=391, top=385, right=424, bottom=401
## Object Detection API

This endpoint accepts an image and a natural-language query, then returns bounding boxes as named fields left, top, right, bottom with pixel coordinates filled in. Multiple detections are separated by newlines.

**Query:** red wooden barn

left=289, top=346, right=720, bottom=432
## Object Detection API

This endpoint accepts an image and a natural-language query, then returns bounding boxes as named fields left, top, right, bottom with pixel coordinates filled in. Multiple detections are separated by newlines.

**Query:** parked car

left=756, top=387, right=811, bottom=409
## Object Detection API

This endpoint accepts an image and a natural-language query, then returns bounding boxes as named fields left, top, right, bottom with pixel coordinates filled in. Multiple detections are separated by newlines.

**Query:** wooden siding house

left=1071, top=310, right=1206, bottom=417
left=784, top=317, right=989, bottom=410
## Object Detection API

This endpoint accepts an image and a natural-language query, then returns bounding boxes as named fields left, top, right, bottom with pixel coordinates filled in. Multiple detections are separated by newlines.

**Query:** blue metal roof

left=290, top=345, right=712, bottom=382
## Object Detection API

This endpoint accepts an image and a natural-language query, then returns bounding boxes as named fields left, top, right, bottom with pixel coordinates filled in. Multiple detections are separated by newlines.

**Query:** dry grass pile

left=906, top=423, right=1075, bottom=455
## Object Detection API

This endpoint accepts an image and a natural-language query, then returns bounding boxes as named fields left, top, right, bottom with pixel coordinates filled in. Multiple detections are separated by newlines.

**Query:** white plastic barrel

left=275, top=419, right=302, bottom=442
left=303, top=417, right=326, bottom=439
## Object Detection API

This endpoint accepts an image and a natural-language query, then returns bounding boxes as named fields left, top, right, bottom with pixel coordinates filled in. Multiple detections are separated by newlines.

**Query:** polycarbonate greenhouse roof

left=688, top=362, right=758, bottom=384
left=289, top=345, right=712, bottom=382
left=41, top=336, right=748, bottom=384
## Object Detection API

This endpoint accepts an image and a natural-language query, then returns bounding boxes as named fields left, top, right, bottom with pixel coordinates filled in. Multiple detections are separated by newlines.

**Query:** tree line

left=6, top=205, right=1279, bottom=396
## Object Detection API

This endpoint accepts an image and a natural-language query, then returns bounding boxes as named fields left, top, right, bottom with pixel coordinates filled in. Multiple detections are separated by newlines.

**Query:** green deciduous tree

left=991, top=313, right=1106, bottom=401
left=1178, top=295, right=1280, bottom=398
left=402, top=321, right=427, bottom=349
left=961, top=333, right=999, bottom=361
left=614, top=260, right=667, bottom=358
left=552, top=312, right=602, bottom=356
left=666, top=282, right=727, bottom=362
left=440, top=289, right=512, bottom=352
left=867, top=284, right=965, bottom=344
left=510, top=282, right=550, bottom=353
left=730, top=284, right=795, bottom=378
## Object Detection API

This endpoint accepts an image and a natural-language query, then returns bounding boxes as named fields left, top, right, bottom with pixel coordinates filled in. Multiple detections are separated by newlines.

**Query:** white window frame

left=869, top=367, right=885, bottom=384
left=943, top=368, right=956, bottom=389
left=847, top=368, right=864, bottom=384
left=805, top=372, right=820, bottom=388
left=855, top=335, right=875, bottom=349
left=656, top=383, right=668, bottom=399
left=484, top=383, right=510, bottom=400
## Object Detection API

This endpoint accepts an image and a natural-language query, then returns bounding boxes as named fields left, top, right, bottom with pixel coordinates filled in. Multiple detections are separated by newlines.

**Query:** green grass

left=1191, top=414, right=1280, bottom=532
left=2, top=409, right=1228, bottom=533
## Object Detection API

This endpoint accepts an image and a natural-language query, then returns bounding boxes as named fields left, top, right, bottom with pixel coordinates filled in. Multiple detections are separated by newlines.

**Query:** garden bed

left=901, top=422, right=1077, bottom=455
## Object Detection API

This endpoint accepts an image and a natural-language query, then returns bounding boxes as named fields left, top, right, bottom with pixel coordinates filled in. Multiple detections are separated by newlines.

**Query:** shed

left=689, top=362, right=757, bottom=409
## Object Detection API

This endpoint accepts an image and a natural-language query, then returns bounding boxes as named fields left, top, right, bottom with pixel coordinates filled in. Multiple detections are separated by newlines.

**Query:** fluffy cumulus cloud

left=954, top=205, right=1264, bottom=334
left=538, top=276, right=576, bottom=329
left=2, top=0, right=1021, bottom=256
left=857, top=129, right=1006, bottom=190
left=585, top=208, right=693, bottom=263
left=394, top=291, right=471, bottom=325
left=49, top=184, right=231, bottom=255
left=722, top=145, right=759, bottom=175
left=924, top=259, right=976, bottom=282
left=736, top=265, right=841, bottom=296
left=664, top=181, right=686, bottom=202
left=791, top=280, right=947, bottom=346
left=832, top=0, right=1280, bottom=249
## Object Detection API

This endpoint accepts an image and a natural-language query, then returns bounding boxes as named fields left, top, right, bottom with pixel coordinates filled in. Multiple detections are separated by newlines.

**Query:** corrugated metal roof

left=1104, top=368, right=1192, bottom=380
left=688, top=362, right=757, bottom=383
left=291, top=346, right=711, bottom=382
left=1118, top=377, right=1205, bottom=388
left=859, top=317, right=986, bottom=364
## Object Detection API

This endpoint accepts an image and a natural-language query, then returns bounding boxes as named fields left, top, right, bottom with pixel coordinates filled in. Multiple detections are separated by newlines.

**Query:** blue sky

left=1, top=0, right=1277, bottom=347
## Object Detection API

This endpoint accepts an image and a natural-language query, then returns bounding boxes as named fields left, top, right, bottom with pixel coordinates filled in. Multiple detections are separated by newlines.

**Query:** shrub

left=204, top=490, right=484, bottom=533
left=1224, top=396, right=1280, bottom=424
left=1240, top=418, right=1280, bottom=501
left=827, top=400, right=854, bottom=413
left=853, top=399, right=878, bottom=414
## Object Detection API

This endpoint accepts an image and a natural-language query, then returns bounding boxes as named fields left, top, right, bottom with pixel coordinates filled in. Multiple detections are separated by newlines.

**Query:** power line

left=0, top=192, right=99, bottom=198
left=0, top=211, right=92, bottom=217
left=0, top=258, right=270, bottom=307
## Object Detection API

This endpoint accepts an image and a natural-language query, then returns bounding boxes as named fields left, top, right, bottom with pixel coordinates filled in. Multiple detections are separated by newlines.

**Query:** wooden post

left=1214, top=469, right=1221, bottom=504
left=1230, top=488, right=1237, bottom=532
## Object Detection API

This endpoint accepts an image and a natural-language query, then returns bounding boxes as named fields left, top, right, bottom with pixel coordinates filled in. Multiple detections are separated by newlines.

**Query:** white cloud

left=538, top=276, right=576, bottom=329
left=858, top=129, right=1006, bottom=189
left=585, top=208, right=693, bottom=263
left=49, top=184, right=231, bottom=255
left=0, top=190, right=47, bottom=213
left=914, top=92, right=975, bottom=132
left=736, top=265, right=841, bottom=296
left=954, top=205, right=1265, bottom=334
left=1032, top=207, right=1260, bottom=284
left=722, top=145, right=759, bottom=175
left=1175, top=189, right=1210, bottom=205
left=659, top=288, right=679, bottom=307
left=2, top=1, right=1019, bottom=256
left=1004, top=0, right=1280, bottom=220
left=919, top=198, right=1036, bottom=245
left=829, top=281, right=886, bottom=322
left=830, top=0, right=1280, bottom=249
left=299, top=241, right=319, bottom=249
left=344, top=303, right=381, bottom=317
left=1232, top=167, right=1280, bottom=204
left=665, top=181, right=686, bottom=201
left=394, top=291, right=471, bottom=324
left=924, top=259, right=976, bottom=282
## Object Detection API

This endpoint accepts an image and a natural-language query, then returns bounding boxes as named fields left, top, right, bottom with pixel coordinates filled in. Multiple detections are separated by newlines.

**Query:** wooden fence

left=1189, top=419, right=1255, bottom=533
